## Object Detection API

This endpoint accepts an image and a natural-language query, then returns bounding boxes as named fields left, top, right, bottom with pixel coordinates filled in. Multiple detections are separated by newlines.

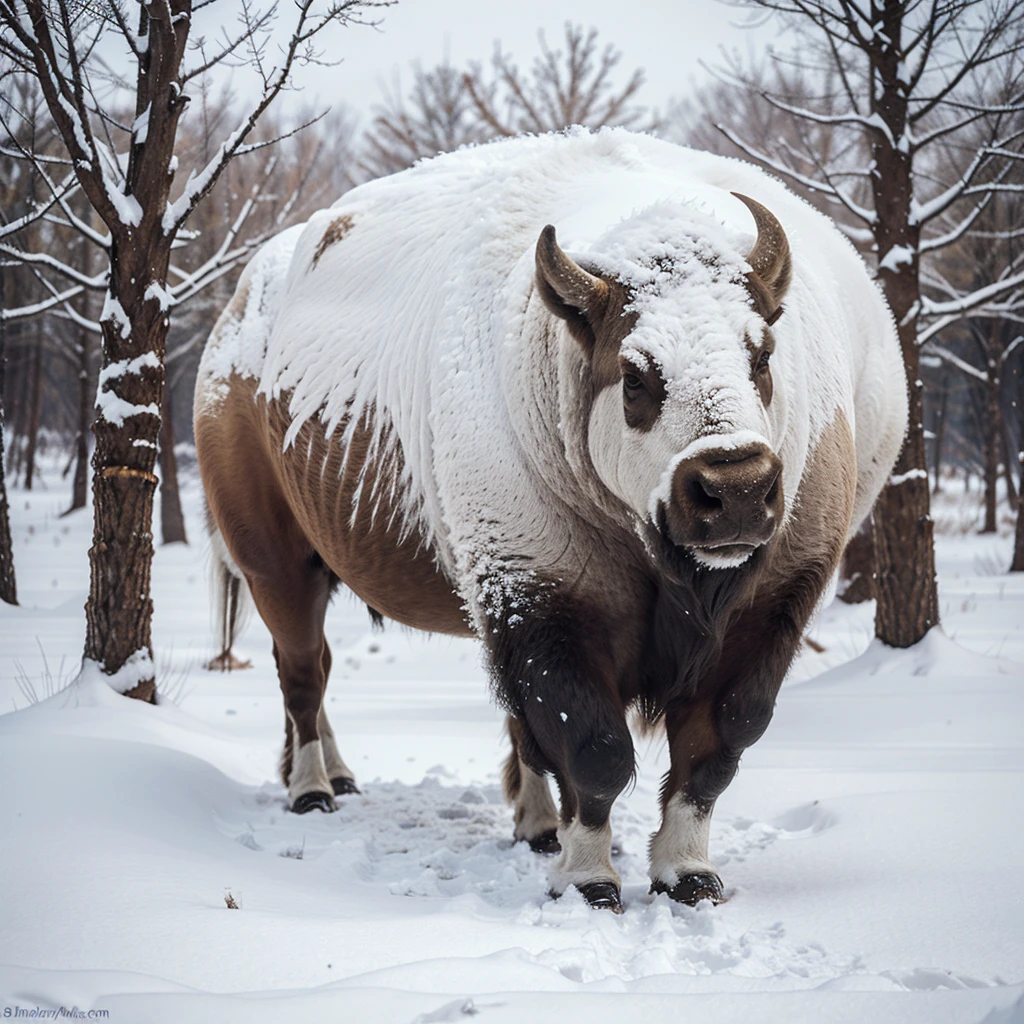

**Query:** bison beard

left=638, top=520, right=763, bottom=722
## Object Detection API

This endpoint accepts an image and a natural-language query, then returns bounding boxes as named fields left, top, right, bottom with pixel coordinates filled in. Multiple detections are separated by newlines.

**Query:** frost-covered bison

left=195, top=128, right=907, bottom=912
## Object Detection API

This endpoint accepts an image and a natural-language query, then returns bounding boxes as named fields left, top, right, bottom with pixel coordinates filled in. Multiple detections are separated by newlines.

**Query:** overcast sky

left=191, top=0, right=779, bottom=126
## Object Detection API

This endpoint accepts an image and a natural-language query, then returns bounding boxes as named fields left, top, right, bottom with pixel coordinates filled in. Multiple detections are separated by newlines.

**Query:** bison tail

left=205, top=506, right=254, bottom=672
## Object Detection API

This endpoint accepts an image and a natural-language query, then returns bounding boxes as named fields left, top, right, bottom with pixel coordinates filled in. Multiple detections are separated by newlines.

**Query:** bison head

left=535, top=194, right=791, bottom=570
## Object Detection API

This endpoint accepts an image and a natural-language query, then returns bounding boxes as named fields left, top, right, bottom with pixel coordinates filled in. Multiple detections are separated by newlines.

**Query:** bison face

left=536, top=196, right=791, bottom=570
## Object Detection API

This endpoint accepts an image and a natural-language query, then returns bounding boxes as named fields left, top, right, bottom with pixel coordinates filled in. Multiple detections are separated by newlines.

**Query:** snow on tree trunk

left=869, top=4, right=939, bottom=648
left=85, top=242, right=172, bottom=702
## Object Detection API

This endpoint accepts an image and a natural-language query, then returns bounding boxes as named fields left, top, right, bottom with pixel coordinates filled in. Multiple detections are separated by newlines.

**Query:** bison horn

left=535, top=224, right=609, bottom=325
left=732, top=193, right=792, bottom=308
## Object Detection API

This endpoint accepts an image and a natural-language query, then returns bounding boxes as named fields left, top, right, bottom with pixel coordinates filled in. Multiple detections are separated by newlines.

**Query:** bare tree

left=0, top=0, right=384, bottom=700
left=362, top=58, right=487, bottom=177
left=463, top=24, right=657, bottom=137
left=922, top=106, right=1024, bottom=536
left=718, top=0, right=1024, bottom=646
left=671, top=59, right=868, bottom=233
left=360, top=25, right=656, bottom=180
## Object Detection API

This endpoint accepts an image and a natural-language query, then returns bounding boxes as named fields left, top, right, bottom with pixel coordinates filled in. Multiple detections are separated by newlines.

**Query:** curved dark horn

left=535, top=224, right=609, bottom=318
left=732, top=192, right=792, bottom=302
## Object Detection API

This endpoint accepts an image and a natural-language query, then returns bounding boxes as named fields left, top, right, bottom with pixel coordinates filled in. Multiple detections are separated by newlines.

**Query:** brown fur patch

left=312, top=214, right=355, bottom=268
left=197, top=374, right=470, bottom=639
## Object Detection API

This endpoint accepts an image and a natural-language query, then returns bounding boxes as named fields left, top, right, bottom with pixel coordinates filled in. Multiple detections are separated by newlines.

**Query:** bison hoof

left=650, top=872, right=725, bottom=906
left=576, top=881, right=624, bottom=914
left=331, top=776, right=360, bottom=796
left=527, top=829, right=561, bottom=855
left=291, top=790, right=336, bottom=814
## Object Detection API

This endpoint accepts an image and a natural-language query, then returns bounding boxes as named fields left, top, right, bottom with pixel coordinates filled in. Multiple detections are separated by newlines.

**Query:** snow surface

left=1, top=458, right=1022, bottom=1021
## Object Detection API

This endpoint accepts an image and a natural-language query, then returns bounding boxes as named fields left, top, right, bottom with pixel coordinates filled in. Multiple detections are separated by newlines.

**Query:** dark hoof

left=577, top=881, right=624, bottom=914
left=291, top=790, right=336, bottom=814
left=527, top=829, right=561, bottom=855
left=331, top=776, right=360, bottom=796
left=650, top=872, right=725, bottom=906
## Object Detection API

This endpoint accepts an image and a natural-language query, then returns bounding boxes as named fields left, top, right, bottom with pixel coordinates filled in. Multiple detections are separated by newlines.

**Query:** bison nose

left=664, top=444, right=784, bottom=554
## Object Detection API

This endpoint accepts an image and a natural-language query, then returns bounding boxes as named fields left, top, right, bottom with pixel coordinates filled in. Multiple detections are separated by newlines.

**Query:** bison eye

left=754, top=349, right=771, bottom=374
left=622, top=371, right=645, bottom=396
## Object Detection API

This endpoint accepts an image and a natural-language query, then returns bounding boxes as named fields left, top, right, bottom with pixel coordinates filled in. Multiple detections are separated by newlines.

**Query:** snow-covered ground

left=1, top=457, right=1022, bottom=1023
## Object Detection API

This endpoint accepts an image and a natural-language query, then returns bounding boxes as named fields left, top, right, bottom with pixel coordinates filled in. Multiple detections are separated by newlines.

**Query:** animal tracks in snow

left=716, top=801, right=838, bottom=867
left=217, top=775, right=885, bottom=989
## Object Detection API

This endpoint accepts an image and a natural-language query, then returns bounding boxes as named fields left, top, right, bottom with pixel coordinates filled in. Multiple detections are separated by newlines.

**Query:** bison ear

left=535, top=224, right=610, bottom=349
left=732, top=193, right=791, bottom=321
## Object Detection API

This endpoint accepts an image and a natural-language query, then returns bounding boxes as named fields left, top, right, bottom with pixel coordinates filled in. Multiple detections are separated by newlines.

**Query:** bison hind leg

left=503, top=716, right=561, bottom=853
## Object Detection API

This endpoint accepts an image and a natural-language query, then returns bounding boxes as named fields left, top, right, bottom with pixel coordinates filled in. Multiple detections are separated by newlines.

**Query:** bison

left=195, top=128, right=907, bottom=913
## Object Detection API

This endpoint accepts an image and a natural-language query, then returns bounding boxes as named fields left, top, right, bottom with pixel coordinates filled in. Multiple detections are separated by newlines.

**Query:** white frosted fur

left=196, top=128, right=907, bottom=628
left=287, top=737, right=332, bottom=803
left=649, top=794, right=716, bottom=887
left=194, top=223, right=305, bottom=416
left=549, top=818, right=619, bottom=893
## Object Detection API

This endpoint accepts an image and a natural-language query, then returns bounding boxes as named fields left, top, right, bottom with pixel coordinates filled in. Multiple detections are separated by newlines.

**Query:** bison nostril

left=689, top=476, right=723, bottom=512
left=765, top=472, right=781, bottom=507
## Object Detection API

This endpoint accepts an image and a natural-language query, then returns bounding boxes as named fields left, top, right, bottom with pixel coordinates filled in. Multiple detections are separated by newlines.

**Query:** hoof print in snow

left=576, top=881, right=624, bottom=913
left=651, top=872, right=725, bottom=906
left=332, top=776, right=360, bottom=796
left=290, top=791, right=336, bottom=814
left=527, top=829, right=561, bottom=854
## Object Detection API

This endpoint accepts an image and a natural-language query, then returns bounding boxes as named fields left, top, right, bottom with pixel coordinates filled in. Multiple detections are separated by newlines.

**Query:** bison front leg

left=490, top=600, right=634, bottom=912
left=650, top=599, right=808, bottom=905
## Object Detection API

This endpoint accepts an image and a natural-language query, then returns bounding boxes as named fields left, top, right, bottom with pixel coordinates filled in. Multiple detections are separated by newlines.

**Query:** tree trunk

left=869, top=4, right=940, bottom=647
left=838, top=519, right=875, bottom=603
left=7, top=331, right=27, bottom=480
left=981, top=379, right=1000, bottom=534
left=0, top=265, right=18, bottom=605
left=65, top=329, right=91, bottom=515
left=85, top=238, right=172, bottom=704
left=23, top=316, right=43, bottom=491
left=1001, top=417, right=1017, bottom=505
left=1012, top=450, right=1024, bottom=572
left=932, top=372, right=947, bottom=494
left=158, top=379, right=188, bottom=544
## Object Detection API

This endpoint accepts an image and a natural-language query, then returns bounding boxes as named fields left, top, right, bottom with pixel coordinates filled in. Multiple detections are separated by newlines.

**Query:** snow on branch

left=921, top=343, right=988, bottom=382
left=919, top=194, right=992, bottom=253
left=921, top=266, right=1024, bottom=320
left=917, top=267, right=1024, bottom=346
left=0, top=282, right=85, bottom=322
left=911, top=146, right=991, bottom=226
left=716, top=123, right=877, bottom=225
left=762, top=93, right=897, bottom=147
left=0, top=177, right=77, bottom=240
left=1002, top=335, right=1024, bottom=364
left=0, top=242, right=106, bottom=289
